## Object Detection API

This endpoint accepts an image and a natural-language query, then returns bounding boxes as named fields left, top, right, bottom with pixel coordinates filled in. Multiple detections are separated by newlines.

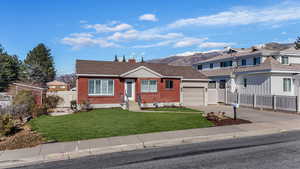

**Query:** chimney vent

left=128, top=58, right=136, bottom=64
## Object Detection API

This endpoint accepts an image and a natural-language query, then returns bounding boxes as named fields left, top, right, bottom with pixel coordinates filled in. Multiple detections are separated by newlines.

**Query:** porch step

left=128, top=101, right=141, bottom=112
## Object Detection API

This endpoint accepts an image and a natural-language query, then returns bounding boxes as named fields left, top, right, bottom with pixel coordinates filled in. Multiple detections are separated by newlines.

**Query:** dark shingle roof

left=76, top=60, right=207, bottom=79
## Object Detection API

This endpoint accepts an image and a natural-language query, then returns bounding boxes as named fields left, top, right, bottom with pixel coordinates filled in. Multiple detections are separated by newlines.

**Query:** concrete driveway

left=190, top=105, right=300, bottom=123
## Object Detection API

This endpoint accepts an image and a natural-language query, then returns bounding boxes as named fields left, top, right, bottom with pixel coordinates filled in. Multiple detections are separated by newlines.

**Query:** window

left=197, top=65, right=202, bottom=70
left=219, top=80, right=226, bottom=89
left=165, top=80, right=173, bottom=89
left=210, top=63, right=214, bottom=69
left=208, top=81, right=216, bottom=89
left=49, top=86, right=56, bottom=89
left=220, top=62, right=225, bottom=67
left=242, top=59, right=247, bottom=66
left=60, top=86, right=66, bottom=89
left=141, top=80, right=157, bottom=92
left=228, top=61, right=233, bottom=67
left=243, top=78, right=247, bottom=88
left=88, top=79, right=114, bottom=96
left=281, top=56, right=289, bottom=64
left=283, top=78, right=291, bottom=92
left=253, top=57, right=261, bottom=65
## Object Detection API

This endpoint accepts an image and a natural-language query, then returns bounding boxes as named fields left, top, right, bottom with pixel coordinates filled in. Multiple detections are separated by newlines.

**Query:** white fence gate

left=47, top=91, right=77, bottom=108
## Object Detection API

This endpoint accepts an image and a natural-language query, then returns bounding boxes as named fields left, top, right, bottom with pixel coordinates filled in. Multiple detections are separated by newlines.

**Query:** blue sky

left=1, top=0, right=300, bottom=74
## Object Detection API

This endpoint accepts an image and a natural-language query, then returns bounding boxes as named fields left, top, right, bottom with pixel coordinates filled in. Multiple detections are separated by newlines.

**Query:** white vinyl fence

left=224, top=91, right=298, bottom=112
left=0, top=94, right=12, bottom=108
left=47, top=91, right=77, bottom=108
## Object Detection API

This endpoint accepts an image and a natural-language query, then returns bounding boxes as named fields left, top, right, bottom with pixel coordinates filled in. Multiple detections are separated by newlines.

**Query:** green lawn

left=145, top=107, right=201, bottom=112
left=29, top=108, right=213, bottom=142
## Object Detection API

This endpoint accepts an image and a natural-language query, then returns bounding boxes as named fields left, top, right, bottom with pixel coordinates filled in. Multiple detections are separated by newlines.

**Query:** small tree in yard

left=13, top=90, right=35, bottom=117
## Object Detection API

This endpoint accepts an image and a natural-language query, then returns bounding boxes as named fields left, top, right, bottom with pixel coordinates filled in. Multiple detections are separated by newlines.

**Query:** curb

left=0, top=127, right=291, bottom=169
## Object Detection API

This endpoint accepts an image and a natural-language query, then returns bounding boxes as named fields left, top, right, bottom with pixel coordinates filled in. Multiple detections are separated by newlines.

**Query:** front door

left=125, top=79, right=135, bottom=101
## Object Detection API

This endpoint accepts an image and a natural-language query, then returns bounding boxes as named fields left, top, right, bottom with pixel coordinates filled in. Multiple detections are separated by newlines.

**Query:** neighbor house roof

left=201, top=56, right=300, bottom=77
left=46, top=80, right=67, bottom=86
left=76, top=60, right=207, bottom=80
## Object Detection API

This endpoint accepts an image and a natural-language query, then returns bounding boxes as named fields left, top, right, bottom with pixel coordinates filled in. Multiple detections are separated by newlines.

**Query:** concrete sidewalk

left=1, top=117, right=300, bottom=168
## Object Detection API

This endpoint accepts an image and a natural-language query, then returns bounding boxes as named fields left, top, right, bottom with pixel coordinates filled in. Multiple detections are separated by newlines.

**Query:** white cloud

left=108, top=29, right=183, bottom=41
left=199, top=42, right=234, bottom=48
left=173, top=37, right=208, bottom=48
left=61, top=36, right=120, bottom=49
left=139, top=14, right=158, bottom=22
left=70, top=32, right=94, bottom=37
left=168, top=3, right=300, bottom=28
left=133, top=40, right=173, bottom=48
left=84, top=23, right=132, bottom=33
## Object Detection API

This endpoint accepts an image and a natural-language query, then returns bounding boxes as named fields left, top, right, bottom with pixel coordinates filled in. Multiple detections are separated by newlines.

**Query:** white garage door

left=182, top=87, right=205, bottom=106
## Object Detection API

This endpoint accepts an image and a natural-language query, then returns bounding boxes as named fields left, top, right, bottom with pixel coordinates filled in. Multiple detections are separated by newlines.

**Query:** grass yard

left=29, top=108, right=213, bottom=142
left=145, top=107, right=201, bottom=112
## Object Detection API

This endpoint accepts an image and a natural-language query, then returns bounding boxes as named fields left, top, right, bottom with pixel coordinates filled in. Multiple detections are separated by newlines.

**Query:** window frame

left=283, top=78, right=292, bottom=92
left=165, top=80, right=174, bottom=89
left=253, top=57, right=261, bottom=65
left=208, top=81, right=216, bottom=89
left=197, top=65, right=202, bottom=70
left=210, top=63, right=214, bottom=69
left=241, top=59, right=247, bottom=66
left=219, top=80, right=226, bottom=89
left=281, top=56, right=289, bottom=64
left=88, top=79, right=115, bottom=96
left=141, top=80, right=157, bottom=93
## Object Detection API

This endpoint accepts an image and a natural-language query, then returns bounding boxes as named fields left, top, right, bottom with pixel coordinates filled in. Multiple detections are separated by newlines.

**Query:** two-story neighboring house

left=193, top=45, right=300, bottom=103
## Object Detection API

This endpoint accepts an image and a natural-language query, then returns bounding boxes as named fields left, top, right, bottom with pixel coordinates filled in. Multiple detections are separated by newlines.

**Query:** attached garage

left=182, top=87, right=205, bottom=106
left=181, top=80, right=208, bottom=106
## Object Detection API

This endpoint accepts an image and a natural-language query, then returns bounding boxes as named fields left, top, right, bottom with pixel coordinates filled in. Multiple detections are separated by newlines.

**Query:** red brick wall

left=135, top=78, right=180, bottom=103
left=77, top=77, right=180, bottom=105
left=77, top=77, right=124, bottom=104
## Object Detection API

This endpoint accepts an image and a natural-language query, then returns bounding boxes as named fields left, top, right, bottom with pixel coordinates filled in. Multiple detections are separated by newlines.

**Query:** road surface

left=11, top=130, right=300, bottom=169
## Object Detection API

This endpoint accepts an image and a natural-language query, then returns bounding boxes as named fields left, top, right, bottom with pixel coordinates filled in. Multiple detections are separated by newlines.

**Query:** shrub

left=12, top=90, right=36, bottom=118
left=31, top=105, right=47, bottom=118
left=70, top=100, right=77, bottom=111
left=0, top=114, right=17, bottom=136
left=80, top=100, right=92, bottom=111
left=43, top=95, right=63, bottom=109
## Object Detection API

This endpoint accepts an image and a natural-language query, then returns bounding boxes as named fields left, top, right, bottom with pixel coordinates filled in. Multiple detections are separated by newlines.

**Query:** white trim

left=88, top=104, right=121, bottom=108
left=77, top=74, right=119, bottom=77
left=125, top=79, right=135, bottom=101
left=13, top=83, right=44, bottom=90
left=120, top=66, right=163, bottom=77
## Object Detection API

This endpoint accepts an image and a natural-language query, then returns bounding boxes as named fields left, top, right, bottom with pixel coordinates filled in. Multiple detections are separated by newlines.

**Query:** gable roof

left=76, top=60, right=207, bottom=79
left=46, top=80, right=67, bottom=86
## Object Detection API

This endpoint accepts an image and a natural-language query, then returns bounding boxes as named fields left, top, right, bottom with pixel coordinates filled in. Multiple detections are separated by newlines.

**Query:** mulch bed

left=0, top=126, right=45, bottom=151
left=209, top=118, right=252, bottom=126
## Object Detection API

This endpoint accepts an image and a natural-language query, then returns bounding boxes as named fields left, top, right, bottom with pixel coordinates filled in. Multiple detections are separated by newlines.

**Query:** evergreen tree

left=295, top=37, right=300, bottom=50
left=114, top=55, right=118, bottom=62
left=122, top=55, right=126, bottom=62
left=24, top=43, right=56, bottom=84
left=0, top=45, right=21, bottom=91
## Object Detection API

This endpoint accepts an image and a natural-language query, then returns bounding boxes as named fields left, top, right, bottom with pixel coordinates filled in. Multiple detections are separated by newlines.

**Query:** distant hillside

left=148, top=42, right=295, bottom=66
left=148, top=51, right=224, bottom=66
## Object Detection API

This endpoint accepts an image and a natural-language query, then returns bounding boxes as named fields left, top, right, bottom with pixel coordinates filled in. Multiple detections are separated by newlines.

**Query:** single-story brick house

left=76, top=59, right=209, bottom=108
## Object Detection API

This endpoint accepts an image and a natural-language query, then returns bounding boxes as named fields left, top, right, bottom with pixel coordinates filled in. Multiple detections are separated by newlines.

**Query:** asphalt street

left=11, top=130, right=300, bottom=169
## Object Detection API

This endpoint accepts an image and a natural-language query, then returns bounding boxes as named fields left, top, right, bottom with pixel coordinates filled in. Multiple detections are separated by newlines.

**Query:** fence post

left=253, top=94, right=256, bottom=108
left=273, top=95, right=277, bottom=111
left=237, top=93, right=240, bottom=104
left=297, top=91, right=300, bottom=113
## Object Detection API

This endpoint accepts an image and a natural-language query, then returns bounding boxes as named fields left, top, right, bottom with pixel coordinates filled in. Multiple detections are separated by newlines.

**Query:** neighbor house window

left=219, top=80, right=226, bottom=89
left=281, top=56, right=289, bottom=64
left=208, top=81, right=216, bottom=89
left=283, top=78, right=291, bottom=92
left=220, top=62, right=225, bottom=67
left=220, top=61, right=232, bottom=67
left=88, top=79, right=114, bottom=96
left=228, top=61, right=233, bottom=67
left=165, top=80, right=173, bottom=89
left=253, top=57, right=261, bottom=65
left=60, top=86, right=66, bottom=89
left=210, top=63, right=214, bottom=69
left=243, top=78, right=247, bottom=88
left=197, top=65, right=202, bottom=70
left=141, top=80, right=157, bottom=92
left=242, top=59, right=247, bottom=66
